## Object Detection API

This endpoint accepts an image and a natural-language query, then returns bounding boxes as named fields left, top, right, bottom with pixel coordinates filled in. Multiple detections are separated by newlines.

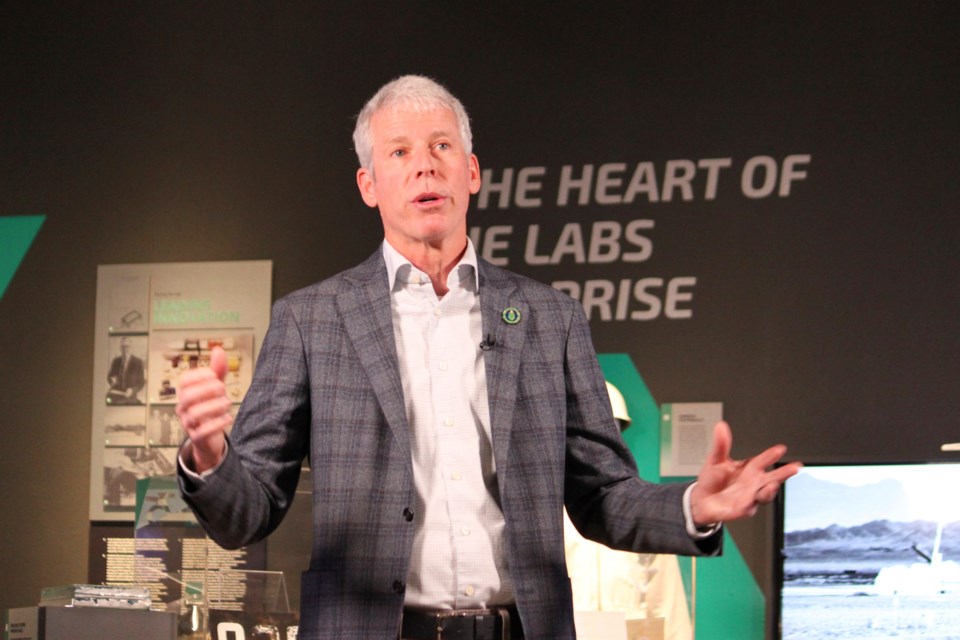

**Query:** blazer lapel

left=338, top=250, right=411, bottom=464
left=478, top=260, right=528, bottom=477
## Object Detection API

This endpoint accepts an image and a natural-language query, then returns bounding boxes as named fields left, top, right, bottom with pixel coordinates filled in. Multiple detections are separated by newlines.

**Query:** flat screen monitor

left=775, top=462, right=960, bottom=639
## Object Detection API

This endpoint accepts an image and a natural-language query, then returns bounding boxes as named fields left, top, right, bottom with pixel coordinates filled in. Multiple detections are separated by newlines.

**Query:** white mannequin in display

left=564, top=381, right=693, bottom=640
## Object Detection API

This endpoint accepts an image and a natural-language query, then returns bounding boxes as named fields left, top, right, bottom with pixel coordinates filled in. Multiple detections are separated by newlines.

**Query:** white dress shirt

left=382, top=239, right=513, bottom=610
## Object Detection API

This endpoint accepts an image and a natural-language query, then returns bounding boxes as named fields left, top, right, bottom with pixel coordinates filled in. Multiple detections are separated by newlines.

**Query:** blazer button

left=392, top=580, right=406, bottom=594
left=403, top=507, right=414, bottom=522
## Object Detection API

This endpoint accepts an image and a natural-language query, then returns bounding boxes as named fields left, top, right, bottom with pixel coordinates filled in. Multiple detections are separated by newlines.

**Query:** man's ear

left=468, top=154, right=481, bottom=195
left=357, top=167, right=378, bottom=208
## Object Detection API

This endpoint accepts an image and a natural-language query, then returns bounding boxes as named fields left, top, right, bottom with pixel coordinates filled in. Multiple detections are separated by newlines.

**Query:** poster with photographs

left=105, top=334, right=148, bottom=406
left=104, top=406, right=147, bottom=447
left=107, top=273, right=150, bottom=334
left=91, top=261, right=272, bottom=521
left=102, top=447, right=177, bottom=509
left=146, top=405, right=183, bottom=447
left=147, top=332, right=255, bottom=405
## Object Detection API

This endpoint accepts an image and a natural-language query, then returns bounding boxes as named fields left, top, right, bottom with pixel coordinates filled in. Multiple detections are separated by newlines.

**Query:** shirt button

left=434, top=308, right=442, bottom=317
left=460, top=526, right=471, bottom=536
left=444, top=417, right=455, bottom=427
left=451, top=472, right=462, bottom=481
left=403, top=507, right=414, bottom=522
left=438, top=362, right=448, bottom=371
left=464, top=585, right=475, bottom=596
left=393, top=580, right=406, bottom=594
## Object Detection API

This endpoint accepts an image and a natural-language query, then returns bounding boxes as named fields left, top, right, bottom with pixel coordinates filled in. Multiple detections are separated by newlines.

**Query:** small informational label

left=4, top=607, right=38, bottom=640
left=659, top=402, right=723, bottom=477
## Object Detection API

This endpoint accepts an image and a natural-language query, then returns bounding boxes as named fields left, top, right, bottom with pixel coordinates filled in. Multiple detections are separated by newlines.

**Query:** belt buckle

left=401, top=607, right=508, bottom=640
left=440, top=609, right=486, bottom=640
left=434, top=609, right=493, bottom=640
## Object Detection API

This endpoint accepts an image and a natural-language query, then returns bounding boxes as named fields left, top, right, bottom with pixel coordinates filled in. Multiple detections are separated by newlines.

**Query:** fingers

left=177, top=362, right=222, bottom=390
left=180, top=394, right=233, bottom=433
left=209, top=346, right=228, bottom=381
left=755, top=482, right=782, bottom=505
left=751, top=461, right=802, bottom=506
left=170, top=354, right=233, bottom=472
left=175, top=363, right=232, bottom=441
left=185, top=410, right=233, bottom=444
left=745, top=451, right=801, bottom=486
left=177, top=375, right=225, bottom=418
left=747, top=443, right=789, bottom=471
left=695, top=420, right=804, bottom=522
left=705, top=421, right=733, bottom=465
left=176, top=374, right=232, bottom=471
left=766, top=460, right=803, bottom=483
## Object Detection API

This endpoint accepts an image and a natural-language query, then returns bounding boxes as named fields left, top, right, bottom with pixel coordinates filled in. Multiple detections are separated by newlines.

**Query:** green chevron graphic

left=0, top=216, right=45, bottom=300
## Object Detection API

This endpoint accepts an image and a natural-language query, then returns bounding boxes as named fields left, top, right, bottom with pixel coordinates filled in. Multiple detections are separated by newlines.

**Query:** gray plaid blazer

left=179, top=248, right=720, bottom=639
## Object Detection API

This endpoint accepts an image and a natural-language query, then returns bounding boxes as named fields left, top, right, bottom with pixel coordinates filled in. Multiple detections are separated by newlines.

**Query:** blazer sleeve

left=561, top=301, right=721, bottom=557
left=178, top=296, right=311, bottom=550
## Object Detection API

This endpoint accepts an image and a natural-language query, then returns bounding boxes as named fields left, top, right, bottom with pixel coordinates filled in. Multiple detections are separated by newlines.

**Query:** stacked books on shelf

left=39, top=584, right=152, bottom=609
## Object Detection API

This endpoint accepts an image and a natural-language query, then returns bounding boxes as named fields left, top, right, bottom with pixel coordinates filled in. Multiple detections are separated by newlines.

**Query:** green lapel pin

left=501, top=307, right=521, bottom=325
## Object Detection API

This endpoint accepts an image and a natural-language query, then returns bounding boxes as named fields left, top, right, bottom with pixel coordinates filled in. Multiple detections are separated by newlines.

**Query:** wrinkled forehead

left=371, top=106, right=460, bottom=139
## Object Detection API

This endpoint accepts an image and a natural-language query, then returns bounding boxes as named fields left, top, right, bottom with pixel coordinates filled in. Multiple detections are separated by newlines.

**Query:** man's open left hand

left=690, top=421, right=802, bottom=525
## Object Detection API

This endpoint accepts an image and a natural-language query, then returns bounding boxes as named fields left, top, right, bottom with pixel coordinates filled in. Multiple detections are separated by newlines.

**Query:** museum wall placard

left=90, top=261, right=271, bottom=520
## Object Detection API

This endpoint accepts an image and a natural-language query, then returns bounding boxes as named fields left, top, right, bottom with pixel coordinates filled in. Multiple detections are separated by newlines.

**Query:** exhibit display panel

left=89, top=261, right=272, bottom=521
left=83, top=261, right=286, bottom=638
left=88, top=471, right=312, bottom=637
left=776, top=462, right=960, bottom=639
left=130, top=477, right=269, bottom=612
left=125, top=476, right=298, bottom=639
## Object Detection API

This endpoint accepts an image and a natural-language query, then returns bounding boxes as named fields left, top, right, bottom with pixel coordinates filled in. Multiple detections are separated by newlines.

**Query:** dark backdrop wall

left=2, top=3, right=957, bottom=637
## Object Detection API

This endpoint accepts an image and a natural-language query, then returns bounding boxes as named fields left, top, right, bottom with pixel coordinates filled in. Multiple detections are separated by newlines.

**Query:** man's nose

left=414, top=148, right=437, bottom=176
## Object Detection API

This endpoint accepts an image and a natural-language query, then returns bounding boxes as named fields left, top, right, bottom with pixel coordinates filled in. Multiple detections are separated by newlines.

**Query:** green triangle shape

left=0, top=216, right=45, bottom=300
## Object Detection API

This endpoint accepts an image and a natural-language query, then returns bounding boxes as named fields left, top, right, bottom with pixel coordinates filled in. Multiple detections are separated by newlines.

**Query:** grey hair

left=352, top=75, right=473, bottom=170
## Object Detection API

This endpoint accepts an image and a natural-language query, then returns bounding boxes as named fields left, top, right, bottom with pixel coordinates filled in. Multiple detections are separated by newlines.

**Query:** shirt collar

left=382, top=238, right=479, bottom=294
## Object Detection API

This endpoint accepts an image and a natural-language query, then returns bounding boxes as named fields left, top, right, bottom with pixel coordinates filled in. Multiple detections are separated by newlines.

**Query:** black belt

left=400, top=606, right=522, bottom=640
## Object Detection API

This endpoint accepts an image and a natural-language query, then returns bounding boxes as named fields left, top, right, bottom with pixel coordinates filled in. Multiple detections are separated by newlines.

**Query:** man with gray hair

left=177, top=74, right=799, bottom=639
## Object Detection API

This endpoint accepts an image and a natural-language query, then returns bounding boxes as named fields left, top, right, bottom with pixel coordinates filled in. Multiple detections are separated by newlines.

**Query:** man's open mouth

left=415, top=192, right=444, bottom=204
